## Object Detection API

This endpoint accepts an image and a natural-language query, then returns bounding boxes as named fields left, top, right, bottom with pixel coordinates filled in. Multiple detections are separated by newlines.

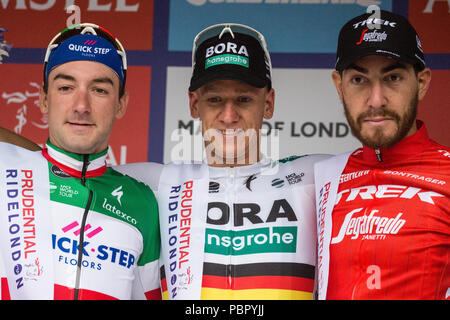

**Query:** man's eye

left=207, top=97, right=221, bottom=103
left=387, top=74, right=402, bottom=82
left=351, top=76, right=365, bottom=85
left=94, top=88, right=109, bottom=95
left=238, top=96, right=252, bottom=103
left=58, top=86, right=72, bottom=92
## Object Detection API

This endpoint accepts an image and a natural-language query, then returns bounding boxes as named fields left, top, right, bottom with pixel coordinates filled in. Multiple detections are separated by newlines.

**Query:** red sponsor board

left=0, top=63, right=151, bottom=164
left=418, top=70, right=450, bottom=147
left=0, top=0, right=153, bottom=50
left=409, top=0, right=450, bottom=53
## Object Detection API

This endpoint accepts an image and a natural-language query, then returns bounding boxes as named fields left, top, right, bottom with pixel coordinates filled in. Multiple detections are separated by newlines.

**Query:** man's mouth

left=216, top=129, right=244, bottom=137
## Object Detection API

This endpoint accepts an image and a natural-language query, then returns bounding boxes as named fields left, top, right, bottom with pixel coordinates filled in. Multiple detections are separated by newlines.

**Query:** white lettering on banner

left=187, top=0, right=381, bottom=7
left=106, top=145, right=127, bottom=166
left=66, top=4, right=81, bottom=27
left=331, top=208, right=406, bottom=244
left=423, top=0, right=450, bottom=13
left=0, top=0, right=140, bottom=11
left=336, top=185, right=445, bottom=205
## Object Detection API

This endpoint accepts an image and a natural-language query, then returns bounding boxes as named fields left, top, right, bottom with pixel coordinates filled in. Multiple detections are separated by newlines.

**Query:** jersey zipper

left=227, top=167, right=236, bottom=290
left=375, top=149, right=383, bottom=162
left=74, top=154, right=93, bottom=300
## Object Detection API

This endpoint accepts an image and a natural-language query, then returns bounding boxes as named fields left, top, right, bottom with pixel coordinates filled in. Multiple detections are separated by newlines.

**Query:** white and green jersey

left=0, top=142, right=160, bottom=300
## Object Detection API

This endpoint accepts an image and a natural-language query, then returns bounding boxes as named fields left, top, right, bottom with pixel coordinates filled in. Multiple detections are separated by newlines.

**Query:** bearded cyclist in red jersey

left=314, top=10, right=449, bottom=300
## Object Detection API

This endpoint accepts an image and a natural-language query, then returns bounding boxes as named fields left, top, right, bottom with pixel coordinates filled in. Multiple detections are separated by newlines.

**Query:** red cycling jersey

left=327, top=121, right=450, bottom=300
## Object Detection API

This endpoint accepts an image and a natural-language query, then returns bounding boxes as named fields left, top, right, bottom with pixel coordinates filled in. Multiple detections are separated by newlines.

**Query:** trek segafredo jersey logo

left=331, top=208, right=406, bottom=244
left=205, top=42, right=249, bottom=69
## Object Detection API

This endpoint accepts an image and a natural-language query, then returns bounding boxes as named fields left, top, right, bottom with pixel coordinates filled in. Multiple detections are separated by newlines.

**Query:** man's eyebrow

left=381, top=62, right=408, bottom=74
left=91, top=77, right=115, bottom=86
left=347, top=64, right=368, bottom=74
left=346, top=62, right=409, bottom=74
left=52, top=74, right=115, bottom=86
left=52, top=73, right=75, bottom=82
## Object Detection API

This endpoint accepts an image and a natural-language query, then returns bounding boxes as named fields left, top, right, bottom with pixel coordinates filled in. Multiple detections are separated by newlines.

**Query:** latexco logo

left=205, top=226, right=297, bottom=255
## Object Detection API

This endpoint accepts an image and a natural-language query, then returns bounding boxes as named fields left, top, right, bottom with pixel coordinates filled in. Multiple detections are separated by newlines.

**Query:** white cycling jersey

left=115, top=154, right=330, bottom=299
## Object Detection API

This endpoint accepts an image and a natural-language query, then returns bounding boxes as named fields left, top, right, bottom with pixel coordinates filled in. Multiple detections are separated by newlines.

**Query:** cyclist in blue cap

left=0, top=23, right=160, bottom=300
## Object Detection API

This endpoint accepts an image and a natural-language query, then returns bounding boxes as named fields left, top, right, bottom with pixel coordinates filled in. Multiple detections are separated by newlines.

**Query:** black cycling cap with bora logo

left=189, top=23, right=272, bottom=92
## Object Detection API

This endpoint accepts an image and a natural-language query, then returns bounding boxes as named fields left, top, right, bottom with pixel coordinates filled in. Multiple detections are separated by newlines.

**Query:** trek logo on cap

left=352, top=18, right=397, bottom=29
left=356, top=28, right=388, bottom=45
left=204, top=41, right=249, bottom=69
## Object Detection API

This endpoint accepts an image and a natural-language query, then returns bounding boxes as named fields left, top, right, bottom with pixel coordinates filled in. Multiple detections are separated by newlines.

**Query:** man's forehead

left=346, top=55, right=412, bottom=74
left=200, top=79, right=260, bottom=94
left=49, top=60, right=119, bottom=84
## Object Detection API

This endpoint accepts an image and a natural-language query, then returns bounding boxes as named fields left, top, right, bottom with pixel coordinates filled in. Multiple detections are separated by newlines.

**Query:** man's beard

left=343, top=91, right=419, bottom=149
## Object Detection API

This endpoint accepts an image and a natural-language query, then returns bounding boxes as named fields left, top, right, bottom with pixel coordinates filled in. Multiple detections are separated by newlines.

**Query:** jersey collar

left=42, top=140, right=108, bottom=179
left=359, top=120, right=430, bottom=164
left=207, top=155, right=274, bottom=178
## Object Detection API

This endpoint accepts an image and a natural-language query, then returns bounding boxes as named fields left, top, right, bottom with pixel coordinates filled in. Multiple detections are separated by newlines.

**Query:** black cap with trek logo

left=189, top=23, right=272, bottom=92
left=335, top=10, right=426, bottom=72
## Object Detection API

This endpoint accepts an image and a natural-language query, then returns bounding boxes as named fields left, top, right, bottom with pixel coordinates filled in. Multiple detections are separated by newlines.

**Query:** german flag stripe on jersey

left=161, top=262, right=314, bottom=299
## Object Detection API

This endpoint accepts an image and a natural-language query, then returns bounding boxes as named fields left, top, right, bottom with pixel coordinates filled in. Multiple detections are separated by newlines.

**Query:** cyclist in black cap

left=314, top=10, right=449, bottom=300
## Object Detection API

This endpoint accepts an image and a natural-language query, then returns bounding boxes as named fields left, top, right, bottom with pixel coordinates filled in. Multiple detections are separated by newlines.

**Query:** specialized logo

left=111, top=185, right=123, bottom=205
left=356, top=29, right=388, bottom=45
left=331, top=208, right=406, bottom=244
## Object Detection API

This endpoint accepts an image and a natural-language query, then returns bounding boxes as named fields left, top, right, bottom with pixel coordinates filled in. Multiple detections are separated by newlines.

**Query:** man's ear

left=115, top=90, right=129, bottom=119
left=331, top=71, right=344, bottom=103
left=417, top=68, right=431, bottom=101
left=39, top=86, right=49, bottom=115
left=263, top=88, right=275, bottom=120
left=188, top=90, right=200, bottom=119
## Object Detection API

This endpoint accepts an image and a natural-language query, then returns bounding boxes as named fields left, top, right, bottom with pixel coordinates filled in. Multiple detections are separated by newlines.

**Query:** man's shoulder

left=278, top=154, right=332, bottom=168
left=112, top=162, right=163, bottom=191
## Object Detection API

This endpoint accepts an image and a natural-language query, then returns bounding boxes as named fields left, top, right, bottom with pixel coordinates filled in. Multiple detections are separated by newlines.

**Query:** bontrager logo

left=331, top=208, right=406, bottom=244
left=111, top=185, right=123, bottom=205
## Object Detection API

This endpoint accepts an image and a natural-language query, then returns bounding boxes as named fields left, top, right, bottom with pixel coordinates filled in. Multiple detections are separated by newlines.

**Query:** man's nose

left=220, top=100, right=240, bottom=125
left=367, top=81, right=387, bottom=109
